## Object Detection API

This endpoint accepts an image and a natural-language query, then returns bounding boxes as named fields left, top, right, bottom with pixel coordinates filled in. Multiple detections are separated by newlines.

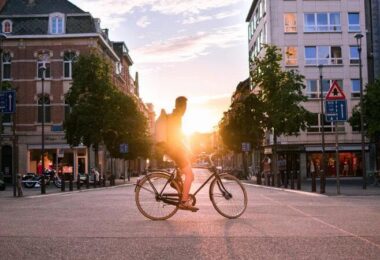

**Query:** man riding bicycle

left=160, top=96, right=198, bottom=212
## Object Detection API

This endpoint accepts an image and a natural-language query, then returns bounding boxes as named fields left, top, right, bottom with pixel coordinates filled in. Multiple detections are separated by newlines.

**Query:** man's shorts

left=165, top=144, right=191, bottom=169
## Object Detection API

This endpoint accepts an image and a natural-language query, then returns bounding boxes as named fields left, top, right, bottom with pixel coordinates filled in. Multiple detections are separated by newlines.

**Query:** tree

left=349, top=79, right=380, bottom=167
left=251, top=45, right=313, bottom=185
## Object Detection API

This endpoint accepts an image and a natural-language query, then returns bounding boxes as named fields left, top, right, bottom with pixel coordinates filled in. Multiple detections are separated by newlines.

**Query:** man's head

left=175, top=96, right=187, bottom=115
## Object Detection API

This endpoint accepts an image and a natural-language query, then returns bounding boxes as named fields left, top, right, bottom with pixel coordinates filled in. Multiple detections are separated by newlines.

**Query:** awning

left=28, top=144, right=86, bottom=150
left=305, top=144, right=369, bottom=152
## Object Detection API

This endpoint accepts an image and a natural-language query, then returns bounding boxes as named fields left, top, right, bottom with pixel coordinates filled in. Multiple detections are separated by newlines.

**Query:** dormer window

left=49, top=13, right=65, bottom=34
left=2, top=20, right=12, bottom=33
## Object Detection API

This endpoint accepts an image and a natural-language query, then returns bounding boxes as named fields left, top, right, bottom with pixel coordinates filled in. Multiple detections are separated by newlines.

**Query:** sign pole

left=335, top=121, right=340, bottom=195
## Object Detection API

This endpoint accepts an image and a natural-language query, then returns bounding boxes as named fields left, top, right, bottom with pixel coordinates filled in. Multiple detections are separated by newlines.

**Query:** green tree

left=251, top=45, right=313, bottom=185
left=64, top=51, right=118, bottom=168
left=349, top=79, right=380, bottom=167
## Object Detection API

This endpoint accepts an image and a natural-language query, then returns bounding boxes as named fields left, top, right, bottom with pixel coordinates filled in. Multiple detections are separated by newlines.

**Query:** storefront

left=305, top=145, right=369, bottom=178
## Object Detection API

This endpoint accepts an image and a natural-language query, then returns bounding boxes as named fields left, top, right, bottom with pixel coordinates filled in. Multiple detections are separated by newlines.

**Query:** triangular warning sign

left=325, top=80, right=346, bottom=100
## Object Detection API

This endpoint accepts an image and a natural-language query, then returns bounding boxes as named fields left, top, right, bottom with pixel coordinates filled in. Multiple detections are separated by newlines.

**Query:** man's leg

left=180, top=165, right=194, bottom=202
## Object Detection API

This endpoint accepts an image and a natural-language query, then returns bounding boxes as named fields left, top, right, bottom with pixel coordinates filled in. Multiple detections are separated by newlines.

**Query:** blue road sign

left=242, top=142, right=251, bottom=152
left=325, top=100, right=347, bottom=122
left=119, top=144, right=129, bottom=154
left=0, top=90, right=16, bottom=114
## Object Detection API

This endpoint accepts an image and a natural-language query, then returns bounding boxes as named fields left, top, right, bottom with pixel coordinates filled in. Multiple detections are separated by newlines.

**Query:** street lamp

left=39, top=55, right=48, bottom=194
left=0, top=33, right=6, bottom=186
left=318, top=64, right=326, bottom=194
left=354, top=33, right=366, bottom=189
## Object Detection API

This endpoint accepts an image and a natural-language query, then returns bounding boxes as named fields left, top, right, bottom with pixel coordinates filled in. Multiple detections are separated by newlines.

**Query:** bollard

left=290, top=170, right=295, bottom=189
left=69, top=173, right=73, bottom=191
left=77, top=173, right=81, bottom=190
left=257, top=171, right=262, bottom=185
left=271, top=173, right=275, bottom=187
left=284, top=171, right=288, bottom=188
left=311, top=170, right=316, bottom=192
left=61, top=174, right=65, bottom=192
left=93, top=173, right=97, bottom=188
left=86, top=173, right=90, bottom=189
left=16, top=174, right=23, bottom=197
left=103, top=174, right=106, bottom=187
left=297, top=170, right=301, bottom=190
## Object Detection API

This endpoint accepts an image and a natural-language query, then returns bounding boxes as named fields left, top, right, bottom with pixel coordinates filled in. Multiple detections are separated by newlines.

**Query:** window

left=349, top=46, right=359, bottom=64
left=2, top=52, right=11, bottom=80
left=307, top=113, right=334, bottom=133
left=305, top=46, right=342, bottom=65
left=285, top=46, right=298, bottom=66
left=2, top=20, right=12, bottom=33
left=304, top=13, right=341, bottom=32
left=351, top=79, right=360, bottom=97
left=306, top=80, right=318, bottom=98
left=49, top=13, right=65, bottom=34
left=64, top=100, right=71, bottom=120
left=348, top=13, right=360, bottom=32
left=284, top=13, right=297, bottom=33
left=63, top=51, right=78, bottom=79
left=38, top=95, right=51, bottom=123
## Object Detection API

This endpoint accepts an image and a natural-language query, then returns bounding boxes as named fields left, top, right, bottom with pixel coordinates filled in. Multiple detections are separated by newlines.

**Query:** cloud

left=72, top=0, right=242, bottom=28
left=136, top=16, right=151, bottom=28
left=183, top=10, right=240, bottom=24
left=132, top=24, right=246, bottom=64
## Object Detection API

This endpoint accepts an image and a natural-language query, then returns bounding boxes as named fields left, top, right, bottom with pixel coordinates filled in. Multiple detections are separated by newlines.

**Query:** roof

left=246, top=0, right=259, bottom=22
left=0, top=0, right=85, bottom=15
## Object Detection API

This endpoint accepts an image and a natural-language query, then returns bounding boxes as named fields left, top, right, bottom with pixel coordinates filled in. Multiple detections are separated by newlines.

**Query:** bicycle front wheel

left=135, top=172, right=180, bottom=220
left=209, top=173, right=247, bottom=219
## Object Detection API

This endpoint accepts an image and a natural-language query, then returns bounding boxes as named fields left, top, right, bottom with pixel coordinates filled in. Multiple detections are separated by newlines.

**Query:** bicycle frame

left=138, top=168, right=231, bottom=205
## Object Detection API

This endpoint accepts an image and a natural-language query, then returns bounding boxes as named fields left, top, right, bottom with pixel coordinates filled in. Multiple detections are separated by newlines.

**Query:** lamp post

left=354, top=33, right=366, bottom=189
left=318, top=64, right=326, bottom=194
left=39, top=57, right=47, bottom=194
left=0, top=33, right=6, bottom=186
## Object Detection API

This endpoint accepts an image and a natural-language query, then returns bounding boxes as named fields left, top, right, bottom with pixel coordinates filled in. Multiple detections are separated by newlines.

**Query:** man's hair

left=175, top=96, right=187, bottom=107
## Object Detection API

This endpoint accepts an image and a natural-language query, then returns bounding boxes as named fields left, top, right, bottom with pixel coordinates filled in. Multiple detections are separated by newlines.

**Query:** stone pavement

left=0, top=177, right=139, bottom=198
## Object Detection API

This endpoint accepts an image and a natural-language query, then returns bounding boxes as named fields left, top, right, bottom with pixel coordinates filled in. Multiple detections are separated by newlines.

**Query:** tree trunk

left=242, top=152, right=249, bottom=180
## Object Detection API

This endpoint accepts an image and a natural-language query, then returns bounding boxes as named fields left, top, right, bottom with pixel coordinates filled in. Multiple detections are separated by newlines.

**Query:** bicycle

left=134, top=166, right=248, bottom=220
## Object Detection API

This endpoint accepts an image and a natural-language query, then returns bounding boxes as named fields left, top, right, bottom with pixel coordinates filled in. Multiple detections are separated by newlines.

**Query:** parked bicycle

left=134, top=162, right=248, bottom=220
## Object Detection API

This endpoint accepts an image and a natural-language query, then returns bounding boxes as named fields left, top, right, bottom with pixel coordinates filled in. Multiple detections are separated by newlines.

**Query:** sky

left=71, top=0, right=251, bottom=134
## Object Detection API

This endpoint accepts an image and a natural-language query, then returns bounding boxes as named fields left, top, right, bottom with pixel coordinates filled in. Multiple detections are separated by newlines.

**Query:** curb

left=243, top=182, right=327, bottom=197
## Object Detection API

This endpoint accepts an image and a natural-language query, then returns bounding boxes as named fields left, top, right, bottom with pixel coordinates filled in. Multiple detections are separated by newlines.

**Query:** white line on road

left=243, top=183, right=326, bottom=197
left=261, top=194, right=380, bottom=250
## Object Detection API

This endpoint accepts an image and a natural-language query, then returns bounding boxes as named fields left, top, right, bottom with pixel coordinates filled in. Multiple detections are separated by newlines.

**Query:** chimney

left=0, top=0, right=7, bottom=11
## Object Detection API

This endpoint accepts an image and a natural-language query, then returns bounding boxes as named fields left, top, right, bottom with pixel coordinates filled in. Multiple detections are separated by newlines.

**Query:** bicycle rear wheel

left=135, top=172, right=180, bottom=220
left=209, top=173, right=247, bottom=219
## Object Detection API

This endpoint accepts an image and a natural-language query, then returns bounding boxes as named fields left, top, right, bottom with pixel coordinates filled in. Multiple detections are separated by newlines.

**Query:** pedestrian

left=262, top=156, right=271, bottom=186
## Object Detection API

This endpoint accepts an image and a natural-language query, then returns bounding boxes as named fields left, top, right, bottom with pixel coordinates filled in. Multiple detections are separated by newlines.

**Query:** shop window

left=38, top=95, right=51, bottom=123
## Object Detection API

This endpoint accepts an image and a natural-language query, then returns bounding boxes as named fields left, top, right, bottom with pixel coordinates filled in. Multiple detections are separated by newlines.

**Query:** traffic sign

left=325, top=80, right=346, bottom=100
left=325, top=100, right=348, bottom=122
left=0, top=90, right=16, bottom=114
left=242, top=142, right=251, bottom=152
left=119, top=144, right=128, bottom=154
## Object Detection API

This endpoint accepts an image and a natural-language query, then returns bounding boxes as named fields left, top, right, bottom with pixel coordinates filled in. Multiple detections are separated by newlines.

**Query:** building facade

left=0, top=0, right=143, bottom=180
left=246, top=0, right=374, bottom=179
left=366, top=0, right=380, bottom=81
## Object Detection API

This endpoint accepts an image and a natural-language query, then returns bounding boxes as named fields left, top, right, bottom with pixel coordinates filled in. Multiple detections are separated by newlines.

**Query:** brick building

left=0, top=0, right=145, bottom=180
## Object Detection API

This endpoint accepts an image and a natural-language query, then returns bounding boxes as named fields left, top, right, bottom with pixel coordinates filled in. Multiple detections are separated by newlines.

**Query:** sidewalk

left=0, top=177, right=139, bottom=199
left=244, top=177, right=380, bottom=196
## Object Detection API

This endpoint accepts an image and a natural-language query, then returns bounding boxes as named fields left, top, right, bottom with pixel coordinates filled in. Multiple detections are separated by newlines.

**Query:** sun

left=182, top=107, right=218, bottom=135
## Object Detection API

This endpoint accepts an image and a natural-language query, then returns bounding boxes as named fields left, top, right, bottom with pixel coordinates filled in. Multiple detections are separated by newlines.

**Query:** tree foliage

left=64, top=52, right=151, bottom=163
left=349, top=79, right=380, bottom=140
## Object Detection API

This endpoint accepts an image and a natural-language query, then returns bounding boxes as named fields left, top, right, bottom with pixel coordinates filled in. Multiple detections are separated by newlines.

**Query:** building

left=0, top=0, right=143, bottom=181
left=365, top=0, right=380, bottom=81
left=246, top=0, right=374, bottom=179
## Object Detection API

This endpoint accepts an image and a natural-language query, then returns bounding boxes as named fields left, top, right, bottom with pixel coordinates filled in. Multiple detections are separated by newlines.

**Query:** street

left=1, top=168, right=380, bottom=260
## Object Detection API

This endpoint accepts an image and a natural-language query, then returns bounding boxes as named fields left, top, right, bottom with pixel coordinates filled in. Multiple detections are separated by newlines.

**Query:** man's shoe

left=178, top=199, right=199, bottom=212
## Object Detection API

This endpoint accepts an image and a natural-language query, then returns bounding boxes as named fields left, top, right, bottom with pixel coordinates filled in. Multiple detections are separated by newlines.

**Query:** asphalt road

left=0, top=168, right=379, bottom=260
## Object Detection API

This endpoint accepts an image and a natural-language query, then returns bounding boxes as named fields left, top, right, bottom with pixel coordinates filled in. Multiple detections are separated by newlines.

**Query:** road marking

left=243, top=183, right=326, bottom=197
left=26, top=184, right=134, bottom=199
left=261, top=194, right=380, bottom=250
